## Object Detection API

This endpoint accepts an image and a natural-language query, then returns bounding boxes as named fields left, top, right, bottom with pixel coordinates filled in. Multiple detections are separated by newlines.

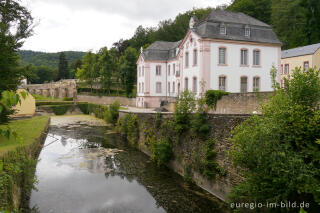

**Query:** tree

left=76, top=52, right=99, bottom=92
left=34, top=66, right=53, bottom=84
left=229, top=68, right=320, bottom=211
left=120, top=47, right=138, bottom=97
left=97, top=47, right=113, bottom=94
left=228, top=0, right=272, bottom=24
left=0, top=0, right=33, bottom=94
left=58, top=52, right=69, bottom=80
left=112, top=39, right=130, bottom=58
left=70, top=59, right=82, bottom=79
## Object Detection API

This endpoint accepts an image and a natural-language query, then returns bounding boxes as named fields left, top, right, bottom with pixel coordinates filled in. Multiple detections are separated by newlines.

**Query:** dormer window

left=245, top=26, right=250, bottom=37
left=220, top=24, right=226, bottom=35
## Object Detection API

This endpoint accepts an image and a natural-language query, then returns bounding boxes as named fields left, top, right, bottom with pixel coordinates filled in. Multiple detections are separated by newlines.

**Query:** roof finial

left=140, top=46, right=143, bottom=53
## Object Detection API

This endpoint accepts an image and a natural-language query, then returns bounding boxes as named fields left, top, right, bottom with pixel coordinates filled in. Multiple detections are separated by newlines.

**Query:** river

left=29, top=115, right=228, bottom=213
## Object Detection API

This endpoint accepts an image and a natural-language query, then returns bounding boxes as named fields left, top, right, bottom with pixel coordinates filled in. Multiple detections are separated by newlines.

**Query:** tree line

left=76, top=47, right=137, bottom=98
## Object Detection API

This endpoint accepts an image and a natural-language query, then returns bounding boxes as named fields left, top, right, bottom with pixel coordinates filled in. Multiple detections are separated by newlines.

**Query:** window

left=156, top=65, right=161, bottom=75
left=193, top=49, right=197, bottom=66
left=168, top=65, right=171, bottom=76
left=219, top=76, right=226, bottom=91
left=173, top=64, right=176, bottom=75
left=185, top=52, right=189, bottom=67
left=193, top=77, right=197, bottom=93
left=185, top=78, right=189, bottom=91
left=173, top=82, right=175, bottom=93
left=241, top=49, right=248, bottom=65
left=240, top=77, right=247, bottom=93
left=253, top=50, right=260, bottom=66
left=142, top=66, right=144, bottom=76
left=281, top=65, right=283, bottom=74
left=156, top=82, right=162, bottom=93
left=142, top=83, right=144, bottom=93
left=139, top=67, right=141, bottom=77
left=285, top=64, right=289, bottom=74
left=139, top=83, right=141, bottom=93
left=168, top=82, right=170, bottom=94
left=219, top=48, right=226, bottom=65
left=220, top=24, right=226, bottom=35
left=245, top=27, right=250, bottom=37
left=304, top=61, right=309, bottom=71
left=253, top=77, right=260, bottom=92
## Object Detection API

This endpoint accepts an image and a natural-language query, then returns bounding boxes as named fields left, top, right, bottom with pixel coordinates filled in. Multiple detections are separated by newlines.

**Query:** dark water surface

left=29, top=122, right=227, bottom=213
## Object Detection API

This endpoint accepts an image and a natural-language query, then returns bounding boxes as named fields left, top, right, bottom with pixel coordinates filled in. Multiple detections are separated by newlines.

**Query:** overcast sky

left=21, top=0, right=231, bottom=53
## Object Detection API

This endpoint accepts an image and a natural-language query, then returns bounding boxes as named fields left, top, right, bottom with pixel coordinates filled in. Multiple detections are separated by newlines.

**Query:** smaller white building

left=136, top=10, right=282, bottom=108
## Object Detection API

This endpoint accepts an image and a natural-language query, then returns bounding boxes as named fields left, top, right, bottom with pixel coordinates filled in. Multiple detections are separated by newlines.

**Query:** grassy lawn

left=0, top=116, right=49, bottom=155
left=119, top=106, right=128, bottom=110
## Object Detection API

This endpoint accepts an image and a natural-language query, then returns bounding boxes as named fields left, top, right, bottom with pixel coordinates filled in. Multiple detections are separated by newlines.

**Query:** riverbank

left=0, top=116, right=50, bottom=211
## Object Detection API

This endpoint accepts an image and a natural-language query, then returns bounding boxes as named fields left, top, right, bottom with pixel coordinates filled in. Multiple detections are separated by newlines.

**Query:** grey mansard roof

left=142, top=40, right=182, bottom=61
left=281, top=43, right=320, bottom=59
left=141, top=10, right=281, bottom=61
left=194, top=10, right=281, bottom=45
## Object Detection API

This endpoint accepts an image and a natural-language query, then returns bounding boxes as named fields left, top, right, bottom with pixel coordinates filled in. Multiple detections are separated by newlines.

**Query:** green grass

left=0, top=116, right=49, bottom=155
left=33, top=94, right=62, bottom=101
left=119, top=106, right=128, bottom=110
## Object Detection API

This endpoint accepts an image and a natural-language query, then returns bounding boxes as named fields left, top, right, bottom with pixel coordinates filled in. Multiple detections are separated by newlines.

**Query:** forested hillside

left=118, top=0, right=319, bottom=52
left=227, top=0, right=320, bottom=49
left=19, top=50, right=85, bottom=69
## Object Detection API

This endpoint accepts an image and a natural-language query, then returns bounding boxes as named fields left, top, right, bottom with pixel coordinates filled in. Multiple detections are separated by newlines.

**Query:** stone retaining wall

left=76, top=95, right=136, bottom=107
left=119, top=110, right=249, bottom=201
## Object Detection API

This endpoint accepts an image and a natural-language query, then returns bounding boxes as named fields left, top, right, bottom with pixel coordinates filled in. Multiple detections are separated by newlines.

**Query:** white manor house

left=136, top=10, right=282, bottom=108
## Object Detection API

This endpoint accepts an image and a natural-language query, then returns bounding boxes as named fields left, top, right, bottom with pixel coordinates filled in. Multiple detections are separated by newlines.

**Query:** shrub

left=116, top=113, right=139, bottom=146
left=104, top=101, right=120, bottom=125
left=198, top=138, right=224, bottom=179
left=50, top=105, right=72, bottom=115
left=205, top=90, right=229, bottom=110
left=151, top=138, right=173, bottom=166
left=127, top=114, right=139, bottom=146
left=36, top=101, right=73, bottom=106
left=174, top=90, right=196, bottom=134
left=63, top=97, right=73, bottom=101
left=88, top=103, right=106, bottom=119
left=229, top=68, right=320, bottom=210
left=77, top=103, right=89, bottom=114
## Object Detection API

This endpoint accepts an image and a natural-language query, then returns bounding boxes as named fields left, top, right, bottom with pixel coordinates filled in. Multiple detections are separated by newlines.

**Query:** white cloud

left=21, top=0, right=231, bottom=52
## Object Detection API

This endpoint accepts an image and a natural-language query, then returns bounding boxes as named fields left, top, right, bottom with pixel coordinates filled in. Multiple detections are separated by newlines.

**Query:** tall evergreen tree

left=58, top=52, right=69, bottom=80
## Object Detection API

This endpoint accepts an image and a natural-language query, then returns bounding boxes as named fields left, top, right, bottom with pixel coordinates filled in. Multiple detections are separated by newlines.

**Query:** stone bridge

left=24, top=79, right=77, bottom=99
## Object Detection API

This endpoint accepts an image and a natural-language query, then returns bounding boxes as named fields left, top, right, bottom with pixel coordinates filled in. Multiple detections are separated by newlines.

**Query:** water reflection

left=29, top=124, right=227, bottom=213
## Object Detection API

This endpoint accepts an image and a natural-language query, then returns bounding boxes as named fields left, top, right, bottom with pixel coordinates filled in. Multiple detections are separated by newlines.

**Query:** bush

left=198, top=138, right=225, bottom=179
left=63, top=97, right=73, bottom=101
left=151, top=138, right=173, bottom=166
left=77, top=103, right=89, bottom=114
left=174, top=91, right=196, bottom=134
left=88, top=103, right=106, bottom=119
left=229, top=68, right=320, bottom=210
left=205, top=90, right=229, bottom=110
left=36, top=101, right=74, bottom=106
left=104, top=101, right=120, bottom=125
left=50, top=105, right=72, bottom=115
left=0, top=148, right=37, bottom=211
left=116, top=113, right=139, bottom=146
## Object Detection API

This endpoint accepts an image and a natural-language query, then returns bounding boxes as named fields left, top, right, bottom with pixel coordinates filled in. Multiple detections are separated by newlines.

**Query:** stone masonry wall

left=76, top=95, right=136, bottom=107
left=212, top=92, right=273, bottom=114
left=118, top=111, right=249, bottom=201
